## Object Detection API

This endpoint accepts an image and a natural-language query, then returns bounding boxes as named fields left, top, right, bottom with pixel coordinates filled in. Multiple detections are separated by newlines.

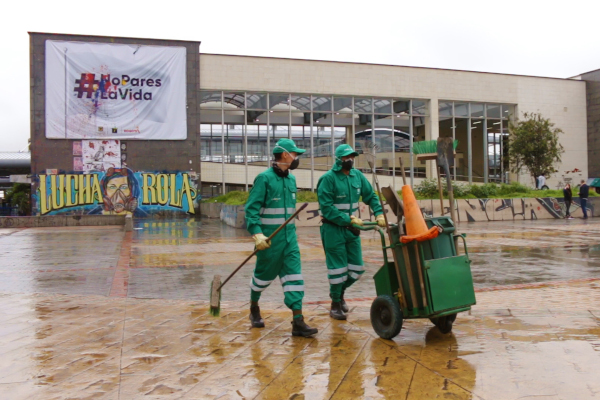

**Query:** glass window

left=470, top=103, right=484, bottom=118
left=312, top=125, right=334, bottom=171
left=502, top=104, right=513, bottom=119
left=354, top=98, right=372, bottom=113
left=269, top=94, right=290, bottom=110
left=313, top=95, right=331, bottom=113
left=454, top=118, right=469, bottom=181
left=246, top=125, right=268, bottom=166
left=486, top=104, right=501, bottom=119
left=471, top=119, right=485, bottom=182
left=454, top=103, right=469, bottom=117
left=392, top=100, right=410, bottom=116
left=290, top=94, right=311, bottom=112
left=373, top=98, right=392, bottom=114
left=487, top=119, right=502, bottom=182
left=223, top=92, right=245, bottom=109
left=412, top=116, right=427, bottom=178
left=333, top=97, right=352, bottom=112
left=439, top=101, right=453, bottom=117
left=412, top=100, right=427, bottom=115
left=200, top=91, right=222, bottom=109
left=246, top=93, right=268, bottom=110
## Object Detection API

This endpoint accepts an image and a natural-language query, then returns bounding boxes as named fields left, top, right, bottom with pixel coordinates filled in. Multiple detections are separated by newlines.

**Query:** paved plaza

left=1, top=218, right=600, bottom=399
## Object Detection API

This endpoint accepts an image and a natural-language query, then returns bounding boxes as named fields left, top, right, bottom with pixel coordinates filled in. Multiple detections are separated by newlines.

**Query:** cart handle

left=352, top=222, right=398, bottom=230
left=455, top=233, right=469, bottom=258
left=351, top=223, right=389, bottom=265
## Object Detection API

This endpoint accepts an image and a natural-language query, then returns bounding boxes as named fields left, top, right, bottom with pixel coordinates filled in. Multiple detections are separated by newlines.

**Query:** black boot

left=249, top=305, right=265, bottom=328
left=330, top=292, right=349, bottom=313
left=291, top=316, right=318, bottom=337
left=340, top=290, right=349, bottom=313
left=330, top=301, right=347, bottom=320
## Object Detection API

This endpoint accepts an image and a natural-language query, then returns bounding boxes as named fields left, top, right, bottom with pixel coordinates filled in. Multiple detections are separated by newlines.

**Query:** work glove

left=350, top=215, right=364, bottom=226
left=376, top=214, right=386, bottom=227
left=253, top=233, right=271, bottom=250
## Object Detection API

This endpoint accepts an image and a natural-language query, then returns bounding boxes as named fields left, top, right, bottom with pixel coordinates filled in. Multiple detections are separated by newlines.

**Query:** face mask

left=289, top=157, right=300, bottom=170
left=274, top=146, right=300, bottom=170
left=341, top=159, right=354, bottom=171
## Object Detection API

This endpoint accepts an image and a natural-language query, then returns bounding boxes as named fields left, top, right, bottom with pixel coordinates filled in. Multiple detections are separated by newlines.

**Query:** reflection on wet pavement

left=3, top=218, right=600, bottom=303
left=1, top=281, right=599, bottom=399
left=1, top=217, right=600, bottom=398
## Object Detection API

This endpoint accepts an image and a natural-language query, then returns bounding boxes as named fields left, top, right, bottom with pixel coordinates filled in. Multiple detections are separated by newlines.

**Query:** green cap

left=335, top=144, right=359, bottom=159
left=273, top=138, right=306, bottom=154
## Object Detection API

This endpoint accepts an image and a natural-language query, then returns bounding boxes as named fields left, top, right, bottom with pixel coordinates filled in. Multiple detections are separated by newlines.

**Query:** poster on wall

left=45, top=40, right=187, bottom=140
left=82, top=140, right=121, bottom=173
left=72, top=141, right=82, bottom=156
left=73, top=157, right=83, bottom=171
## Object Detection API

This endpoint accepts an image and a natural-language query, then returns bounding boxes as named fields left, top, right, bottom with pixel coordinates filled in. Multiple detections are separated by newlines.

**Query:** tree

left=5, top=183, right=31, bottom=216
left=507, top=112, right=564, bottom=185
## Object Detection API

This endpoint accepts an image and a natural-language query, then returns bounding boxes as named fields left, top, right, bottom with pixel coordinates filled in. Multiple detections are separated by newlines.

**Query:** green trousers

left=250, top=236, right=304, bottom=310
left=320, top=223, right=365, bottom=302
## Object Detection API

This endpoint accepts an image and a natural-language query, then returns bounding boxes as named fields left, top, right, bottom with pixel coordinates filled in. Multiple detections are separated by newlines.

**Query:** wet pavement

left=2, top=218, right=600, bottom=302
left=1, top=218, right=600, bottom=399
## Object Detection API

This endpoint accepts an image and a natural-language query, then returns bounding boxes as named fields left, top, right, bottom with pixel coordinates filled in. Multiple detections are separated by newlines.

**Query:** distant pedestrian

left=563, top=183, right=573, bottom=219
left=537, top=174, right=547, bottom=190
left=578, top=180, right=589, bottom=219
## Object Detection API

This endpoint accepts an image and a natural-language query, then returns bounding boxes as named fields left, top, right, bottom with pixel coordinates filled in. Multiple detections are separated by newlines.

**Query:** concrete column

left=426, top=98, right=439, bottom=179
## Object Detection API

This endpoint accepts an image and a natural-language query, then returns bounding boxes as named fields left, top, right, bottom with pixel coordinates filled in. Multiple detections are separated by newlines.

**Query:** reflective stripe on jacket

left=316, top=168, right=383, bottom=226
left=245, top=168, right=297, bottom=242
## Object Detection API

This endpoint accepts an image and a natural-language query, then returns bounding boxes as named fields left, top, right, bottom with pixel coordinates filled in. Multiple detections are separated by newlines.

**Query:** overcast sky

left=2, top=0, right=599, bottom=152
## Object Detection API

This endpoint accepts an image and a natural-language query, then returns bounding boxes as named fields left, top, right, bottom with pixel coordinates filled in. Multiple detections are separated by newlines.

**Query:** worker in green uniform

left=317, top=144, right=386, bottom=320
left=244, top=138, right=318, bottom=337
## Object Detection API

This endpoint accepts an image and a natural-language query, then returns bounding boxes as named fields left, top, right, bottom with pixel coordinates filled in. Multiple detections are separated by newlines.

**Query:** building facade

left=198, top=54, right=588, bottom=196
left=28, top=33, right=591, bottom=215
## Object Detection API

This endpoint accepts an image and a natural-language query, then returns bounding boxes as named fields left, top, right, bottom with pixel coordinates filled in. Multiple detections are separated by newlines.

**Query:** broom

left=209, top=202, right=309, bottom=316
left=363, top=141, right=407, bottom=309
left=412, top=139, right=458, bottom=160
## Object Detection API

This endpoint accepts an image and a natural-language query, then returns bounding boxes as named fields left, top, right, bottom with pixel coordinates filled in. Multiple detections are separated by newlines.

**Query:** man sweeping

left=317, top=144, right=386, bottom=320
left=244, top=138, right=318, bottom=337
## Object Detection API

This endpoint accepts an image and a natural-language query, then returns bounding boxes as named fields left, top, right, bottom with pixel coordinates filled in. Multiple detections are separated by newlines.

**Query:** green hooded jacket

left=316, top=145, right=383, bottom=226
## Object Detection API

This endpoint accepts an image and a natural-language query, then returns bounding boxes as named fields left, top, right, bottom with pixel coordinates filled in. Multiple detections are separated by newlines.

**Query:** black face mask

left=272, top=162, right=289, bottom=177
left=341, top=159, right=354, bottom=171
left=289, top=157, right=300, bottom=170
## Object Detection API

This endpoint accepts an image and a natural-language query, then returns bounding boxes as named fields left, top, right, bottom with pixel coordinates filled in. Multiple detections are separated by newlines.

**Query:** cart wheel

left=370, top=295, right=403, bottom=340
left=429, top=314, right=456, bottom=334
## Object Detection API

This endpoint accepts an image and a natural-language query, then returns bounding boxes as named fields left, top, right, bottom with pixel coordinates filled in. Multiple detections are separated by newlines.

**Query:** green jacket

left=317, top=168, right=383, bottom=226
left=245, top=167, right=297, bottom=243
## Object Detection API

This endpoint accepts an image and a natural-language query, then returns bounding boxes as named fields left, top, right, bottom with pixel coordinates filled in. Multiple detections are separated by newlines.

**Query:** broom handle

left=218, top=202, right=309, bottom=290
left=399, top=157, right=407, bottom=186
left=369, top=159, right=407, bottom=309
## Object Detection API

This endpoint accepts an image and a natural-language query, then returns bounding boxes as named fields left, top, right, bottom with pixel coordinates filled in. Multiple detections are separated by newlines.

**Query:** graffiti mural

left=35, top=167, right=198, bottom=216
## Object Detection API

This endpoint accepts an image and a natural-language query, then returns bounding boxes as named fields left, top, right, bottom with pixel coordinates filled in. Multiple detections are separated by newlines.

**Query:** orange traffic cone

left=400, top=185, right=440, bottom=244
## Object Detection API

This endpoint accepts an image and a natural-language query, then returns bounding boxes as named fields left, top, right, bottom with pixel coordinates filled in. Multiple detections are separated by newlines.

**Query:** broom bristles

left=209, top=276, right=222, bottom=317
left=412, top=139, right=459, bottom=155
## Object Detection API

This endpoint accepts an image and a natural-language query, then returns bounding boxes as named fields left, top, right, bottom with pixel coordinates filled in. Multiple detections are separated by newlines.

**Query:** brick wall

left=29, top=32, right=201, bottom=215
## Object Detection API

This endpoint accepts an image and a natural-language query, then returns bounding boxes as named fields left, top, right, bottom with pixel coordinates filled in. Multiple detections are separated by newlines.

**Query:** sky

left=2, top=0, right=600, bottom=152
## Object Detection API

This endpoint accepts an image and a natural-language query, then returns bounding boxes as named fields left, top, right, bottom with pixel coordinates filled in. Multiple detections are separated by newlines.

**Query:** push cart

left=358, top=216, right=476, bottom=339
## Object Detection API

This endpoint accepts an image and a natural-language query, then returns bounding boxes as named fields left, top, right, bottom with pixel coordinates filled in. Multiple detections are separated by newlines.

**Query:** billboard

left=45, top=40, right=187, bottom=140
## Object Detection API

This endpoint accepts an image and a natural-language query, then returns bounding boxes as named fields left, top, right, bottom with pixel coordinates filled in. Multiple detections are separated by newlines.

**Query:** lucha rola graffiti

left=36, top=168, right=197, bottom=216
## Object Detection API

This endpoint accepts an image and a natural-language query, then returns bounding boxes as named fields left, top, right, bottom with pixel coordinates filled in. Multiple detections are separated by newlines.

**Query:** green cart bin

left=369, top=216, right=476, bottom=339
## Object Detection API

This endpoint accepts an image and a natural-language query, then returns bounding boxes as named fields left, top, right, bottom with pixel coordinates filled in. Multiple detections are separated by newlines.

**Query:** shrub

left=498, top=182, right=529, bottom=196
left=413, top=178, right=471, bottom=199
left=297, top=191, right=318, bottom=203
left=468, top=183, right=498, bottom=199
left=203, top=190, right=249, bottom=205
